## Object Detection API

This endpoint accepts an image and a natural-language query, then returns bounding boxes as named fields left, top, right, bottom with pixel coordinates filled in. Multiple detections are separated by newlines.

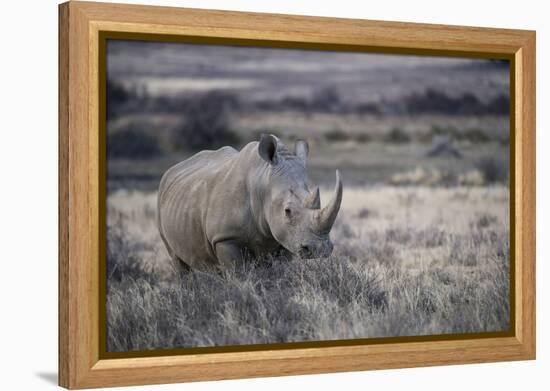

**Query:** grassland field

left=105, top=43, right=510, bottom=352
left=106, top=184, right=509, bottom=351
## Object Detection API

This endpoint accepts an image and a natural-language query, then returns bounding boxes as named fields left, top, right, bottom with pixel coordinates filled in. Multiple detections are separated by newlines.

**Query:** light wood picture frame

left=59, top=1, right=536, bottom=389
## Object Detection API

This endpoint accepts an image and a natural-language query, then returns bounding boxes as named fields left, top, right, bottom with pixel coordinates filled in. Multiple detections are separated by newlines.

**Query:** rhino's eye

left=284, top=208, right=292, bottom=218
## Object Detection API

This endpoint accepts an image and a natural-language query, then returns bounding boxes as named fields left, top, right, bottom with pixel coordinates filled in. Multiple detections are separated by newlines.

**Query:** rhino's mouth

left=298, top=246, right=315, bottom=259
left=297, top=241, right=334, bottom=259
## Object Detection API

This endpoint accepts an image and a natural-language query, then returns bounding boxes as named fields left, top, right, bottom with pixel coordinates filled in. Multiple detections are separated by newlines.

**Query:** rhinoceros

left=157, top=134, right=343, bottom=273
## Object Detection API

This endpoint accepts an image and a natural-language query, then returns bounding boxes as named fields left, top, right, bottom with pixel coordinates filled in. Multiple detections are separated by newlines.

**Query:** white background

left=0, top=0, right=546, bottom=389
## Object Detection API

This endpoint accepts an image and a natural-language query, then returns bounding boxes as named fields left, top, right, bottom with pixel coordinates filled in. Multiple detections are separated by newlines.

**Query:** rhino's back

left=159, top=146, right=238, bottom=203
left=158, top=146, right=239, bottom=269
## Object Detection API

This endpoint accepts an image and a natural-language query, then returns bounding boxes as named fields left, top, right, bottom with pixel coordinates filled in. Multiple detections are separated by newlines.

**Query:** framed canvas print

left=58, top=1, right=536, bottom=389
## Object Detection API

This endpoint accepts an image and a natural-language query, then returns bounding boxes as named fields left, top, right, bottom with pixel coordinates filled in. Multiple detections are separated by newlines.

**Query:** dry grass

left=106, top=185, right=509, bottom=352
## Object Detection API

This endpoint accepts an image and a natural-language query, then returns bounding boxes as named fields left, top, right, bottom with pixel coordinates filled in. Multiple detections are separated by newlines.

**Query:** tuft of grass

left=324, top=129, right=352, bottom=142
left=354, top=133, right=372, bottom=143
left=462, top=128, right=490, bottom=143
left=475, top=157, right=508, bottom=184
left=107, top=256, right=388, bottom=351
left=325, top=130, right=371, bottom=143
left=384, top=127, right=411, bottom=144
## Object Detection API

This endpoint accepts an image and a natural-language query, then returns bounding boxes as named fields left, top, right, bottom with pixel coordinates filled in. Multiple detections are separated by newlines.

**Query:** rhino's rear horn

left=303, top=187, right=320, bottom=209
left=316, top=170, right=343, bottom=233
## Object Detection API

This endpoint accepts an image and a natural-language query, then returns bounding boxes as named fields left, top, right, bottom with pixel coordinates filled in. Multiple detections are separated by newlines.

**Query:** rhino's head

left=258, top=134, right=343, bottom=259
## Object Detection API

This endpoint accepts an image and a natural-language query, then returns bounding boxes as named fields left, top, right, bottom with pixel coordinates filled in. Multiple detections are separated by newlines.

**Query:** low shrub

left=384, top=127, right=411, bottom=143
left=325, top=129, right=352, bottom=142
left=404, top=88, right=509, bottom=116
left=475, top=157, right=508, bottom=183
left=107, top=127, right=161, bottom=159
left=174, top=91, right=240, bottom=151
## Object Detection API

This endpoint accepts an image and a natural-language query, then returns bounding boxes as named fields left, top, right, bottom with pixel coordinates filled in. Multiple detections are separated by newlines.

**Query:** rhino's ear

left=294, top=140, right=309, bottom=163
left=258, top=134, right=279, bottom=165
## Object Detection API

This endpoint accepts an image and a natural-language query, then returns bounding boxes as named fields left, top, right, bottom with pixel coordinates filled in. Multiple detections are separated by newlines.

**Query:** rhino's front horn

left=317, top=170, right=343, bottom=233
left=304, top=187, right=321, bottom=209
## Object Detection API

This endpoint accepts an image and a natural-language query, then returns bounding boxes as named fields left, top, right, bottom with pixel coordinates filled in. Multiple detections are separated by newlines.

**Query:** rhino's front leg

left=214, top=240, right=244, bottom=273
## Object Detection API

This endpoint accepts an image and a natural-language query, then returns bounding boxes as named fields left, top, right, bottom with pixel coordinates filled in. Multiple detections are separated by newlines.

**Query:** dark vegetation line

left=108, top=79, right=509, bottom=119
left=106, top=79, right=509, bottom=160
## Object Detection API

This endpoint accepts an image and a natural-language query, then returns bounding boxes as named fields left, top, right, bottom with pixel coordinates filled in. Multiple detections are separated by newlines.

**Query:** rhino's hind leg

left=157, top=225, right=190, bottom=276
left=170, top=255, right=192, bottom=278
left=214, top=240, right=244, bottom=275
left=160, top=242, right=190, bottom=276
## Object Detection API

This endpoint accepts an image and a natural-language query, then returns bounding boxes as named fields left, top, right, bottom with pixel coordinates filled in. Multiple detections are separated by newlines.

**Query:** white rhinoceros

left=157, top=134, right=342, bottom=273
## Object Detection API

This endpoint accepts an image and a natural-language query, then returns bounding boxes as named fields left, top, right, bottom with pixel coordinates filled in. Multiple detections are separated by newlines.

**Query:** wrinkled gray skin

left=157, top=134, right=343, bottom=273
